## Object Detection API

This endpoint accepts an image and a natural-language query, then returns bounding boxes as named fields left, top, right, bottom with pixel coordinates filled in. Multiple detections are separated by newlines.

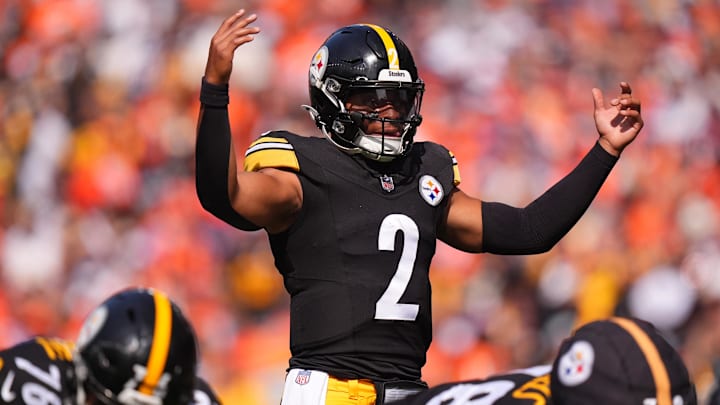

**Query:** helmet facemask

left=304, top=25, right=425, bottom=162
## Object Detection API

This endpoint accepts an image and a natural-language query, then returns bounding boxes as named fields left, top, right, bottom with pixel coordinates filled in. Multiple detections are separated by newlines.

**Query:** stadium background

left=1, top=0, right=719, bottom=403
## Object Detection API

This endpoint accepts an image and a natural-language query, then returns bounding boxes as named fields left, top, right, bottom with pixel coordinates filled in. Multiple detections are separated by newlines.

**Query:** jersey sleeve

left=0, top=337, right=75, bottom=367
left=243, top=133, right=301, bottom=173
left=0, top=338, right=78, bottom=404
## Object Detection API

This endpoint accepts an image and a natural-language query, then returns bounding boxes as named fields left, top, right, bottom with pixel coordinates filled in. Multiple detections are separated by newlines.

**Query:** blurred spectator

left=1, top=0, right=719, bottom=404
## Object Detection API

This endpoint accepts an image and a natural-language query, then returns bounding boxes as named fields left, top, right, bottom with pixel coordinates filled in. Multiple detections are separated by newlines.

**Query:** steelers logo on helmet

left=309, top=46, right=328, bottom=89
left=303, top=23, right=425, bottom=162
left=557, top=340, right=595, bottom=387
left=76, top=304, right=108, bottom=349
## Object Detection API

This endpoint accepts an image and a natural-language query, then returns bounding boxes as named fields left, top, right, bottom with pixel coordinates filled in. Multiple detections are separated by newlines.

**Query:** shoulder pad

left=243, top=135, right=300, bottom=173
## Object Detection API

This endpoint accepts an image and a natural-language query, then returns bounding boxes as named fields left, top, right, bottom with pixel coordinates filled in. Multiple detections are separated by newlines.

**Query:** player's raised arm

left=195, top=10, right=302, bottom=233
left=440, top=83, right=643, bottom=254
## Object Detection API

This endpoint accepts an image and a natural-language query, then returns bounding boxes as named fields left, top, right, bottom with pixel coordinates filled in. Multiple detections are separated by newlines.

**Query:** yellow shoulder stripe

left=244, top=136, right=300, bottom=173
left=449, top=151, right=461, bottom=185
left=35, top=337, right=74, bottom=361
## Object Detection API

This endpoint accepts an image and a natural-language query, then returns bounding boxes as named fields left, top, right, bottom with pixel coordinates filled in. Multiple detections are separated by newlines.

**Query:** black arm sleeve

left=481, top=142, right=618, bottom=254
left=195, top=78, right=261, bottom=231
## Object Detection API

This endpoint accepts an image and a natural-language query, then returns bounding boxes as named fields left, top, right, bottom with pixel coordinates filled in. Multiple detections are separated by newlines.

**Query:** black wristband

left=200, top=77, right=229, bottom=107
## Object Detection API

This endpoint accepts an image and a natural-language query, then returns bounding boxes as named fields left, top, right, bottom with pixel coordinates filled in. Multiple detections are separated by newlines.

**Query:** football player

left=391, top=317, right=696, bottom=405
left=195, top=9, right=643, bottom=405
left=0, top=287, right=222, bottom=405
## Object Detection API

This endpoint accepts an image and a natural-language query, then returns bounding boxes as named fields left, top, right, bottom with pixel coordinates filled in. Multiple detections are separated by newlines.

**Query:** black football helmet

left=304, top=24, right=425, bottom=162
left=74, top=288, right=198, bottom=405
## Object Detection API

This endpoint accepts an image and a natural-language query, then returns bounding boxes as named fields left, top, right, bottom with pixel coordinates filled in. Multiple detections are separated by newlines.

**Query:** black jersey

left=393, top=366, right=552, bottom=405
left=0, top=338, right=223, bottom=405
left=243, top=131, right=461, bottom=381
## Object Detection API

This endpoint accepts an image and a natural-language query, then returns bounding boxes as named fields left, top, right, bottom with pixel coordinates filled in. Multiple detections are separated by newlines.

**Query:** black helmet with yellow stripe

left=74, top=287, right=198, bottom=405
left=551, top=317, right=696, bottom=405
left=304, top=24, right=424, bottom=162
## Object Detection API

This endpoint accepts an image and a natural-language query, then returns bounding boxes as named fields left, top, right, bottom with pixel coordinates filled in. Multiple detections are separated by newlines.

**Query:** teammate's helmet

left=551, top=317, right=696, bottom=405
left=74, top=288, right=198, bottom=405
left=305, top=24, right=425, bottom=162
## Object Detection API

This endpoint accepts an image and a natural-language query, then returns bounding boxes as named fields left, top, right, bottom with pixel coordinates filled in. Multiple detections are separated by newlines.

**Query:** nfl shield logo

left=380, top=175, right=395, bottom=192
left=295, top=370, right=311, bottom=385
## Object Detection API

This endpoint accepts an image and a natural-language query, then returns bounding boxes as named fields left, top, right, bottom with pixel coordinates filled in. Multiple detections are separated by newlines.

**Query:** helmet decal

left=557, top=340, right=595, bottom=386
left=361, top=24, right=415, bottom=83
left=361, top=24, right=399, bottom=69
left=77, top=305, right=108, bottom=349
left=309, top=46, right=328, bottom=89
left=138, top=290, right=173, bottom=395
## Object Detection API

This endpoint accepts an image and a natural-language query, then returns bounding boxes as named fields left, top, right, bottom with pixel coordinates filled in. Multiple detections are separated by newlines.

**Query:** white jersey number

left=426, top=381, right=516, bottom=405
left=0, top=357, right=63, bottom=405
left=375, top=214, right=420, bottom=321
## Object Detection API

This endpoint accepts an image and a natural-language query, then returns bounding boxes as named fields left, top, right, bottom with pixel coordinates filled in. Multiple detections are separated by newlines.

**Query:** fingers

left=216, top=10, right=260, bottom=45
left=595, top=82, right=641, bottom=114
left=219, top=9, right=248, bottom=32
left=204, top=10, right=260, bottom=84
left=620, top=81, right=632, bottom=95
left=608, top=82, right=640, bottom=112
left=591, top=88, right=604, bottom=110
left=616, top=82, right=643, bottom=129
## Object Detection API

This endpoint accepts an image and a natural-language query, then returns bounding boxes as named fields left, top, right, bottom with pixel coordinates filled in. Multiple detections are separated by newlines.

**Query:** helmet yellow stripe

left=139, top=290, right=173, bottom=394
left=362, top=24, right=399, bottom=69
left=610, top=317, right=672, bottom=405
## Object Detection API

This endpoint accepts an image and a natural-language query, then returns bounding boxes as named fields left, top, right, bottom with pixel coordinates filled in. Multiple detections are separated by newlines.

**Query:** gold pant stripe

left=326, top=376, right=376, bottom=405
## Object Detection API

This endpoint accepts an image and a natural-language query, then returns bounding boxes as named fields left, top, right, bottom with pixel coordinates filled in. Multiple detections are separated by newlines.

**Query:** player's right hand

left=204, top=9, right=260, bottom=85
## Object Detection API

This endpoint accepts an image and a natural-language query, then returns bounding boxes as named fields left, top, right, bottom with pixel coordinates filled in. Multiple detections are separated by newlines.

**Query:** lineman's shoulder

left=398, top=365, right=551, bottom=405
left=0, top=337, right=75, bottom=365
left=0, top=337, right=78, bottom=404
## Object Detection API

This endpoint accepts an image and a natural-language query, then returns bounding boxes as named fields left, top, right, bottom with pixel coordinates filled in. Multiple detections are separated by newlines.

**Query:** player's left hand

left=204, top=9, right=260, bottom=85
left=592, top=81, right=643, bottom=156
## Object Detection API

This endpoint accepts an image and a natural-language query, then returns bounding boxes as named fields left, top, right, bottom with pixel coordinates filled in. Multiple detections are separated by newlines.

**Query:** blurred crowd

left=1, top=0, right=719, bottom=403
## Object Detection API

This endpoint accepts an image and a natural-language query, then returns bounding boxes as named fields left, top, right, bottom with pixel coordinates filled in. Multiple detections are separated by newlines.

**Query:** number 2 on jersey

left=375, top=214, right=420, bottom=321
